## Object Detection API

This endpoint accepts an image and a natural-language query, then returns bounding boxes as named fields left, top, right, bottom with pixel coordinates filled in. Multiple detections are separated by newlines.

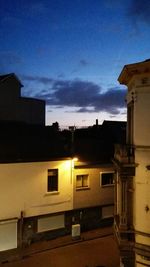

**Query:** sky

left=0, top=0, right=150, bottom=128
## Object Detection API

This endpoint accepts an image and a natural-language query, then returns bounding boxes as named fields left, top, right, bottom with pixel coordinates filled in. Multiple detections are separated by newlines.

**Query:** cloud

left=57, top=73, right=65, bottom=78
left=27, top=77, right=126, bottom=115
left=76, top=107, right=95, bottom=113
left=21, top=75, right=54, bottom=85
left=79, top=59, right=89, bottom=67
left=94, top=87, right=126, bottom=114
left=71, top=59, right=90, bottom=74
left=128, top=0, right=150, bottom=24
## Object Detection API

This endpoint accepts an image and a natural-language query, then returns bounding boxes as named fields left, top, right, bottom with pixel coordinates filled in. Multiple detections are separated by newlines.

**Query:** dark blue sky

left=1, top=0, right=150, bottom=127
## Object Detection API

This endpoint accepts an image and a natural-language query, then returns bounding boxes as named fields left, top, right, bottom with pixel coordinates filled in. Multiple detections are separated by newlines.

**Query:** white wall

left=126, top=72, right=150, bottom=266
left=127, top=75, right=150, bottom=146
left=0, top=160, right=73, bottom=220
left=134, top=150, right=150, bottom=246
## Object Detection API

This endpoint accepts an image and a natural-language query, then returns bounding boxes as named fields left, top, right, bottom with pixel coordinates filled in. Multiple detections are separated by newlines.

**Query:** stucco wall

left=0, top=160, right=73, bottom=220
left=127, top=75, right=150, bottom=146
left=134, top=150, right=150, bottom=241
left=134, top=89, right=150, bottom=146
left=73, top=165, right=114, bottom=209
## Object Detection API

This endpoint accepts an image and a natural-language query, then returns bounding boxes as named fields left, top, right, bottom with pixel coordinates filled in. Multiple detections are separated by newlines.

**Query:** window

left=47, top=169, right=58, bottom=192
left=102, top=205, right=114, bottom=219
left=76, top=174, right=89, bottom=189
left=38, top=214, right=64, bottom=233
left=100, top=172, right=114, bottom=187
left=127, top=104, right=134, bottom=145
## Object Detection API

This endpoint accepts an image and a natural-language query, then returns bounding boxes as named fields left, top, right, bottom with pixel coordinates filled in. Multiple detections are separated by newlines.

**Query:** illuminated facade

left=113, top=60, right=150, bottom=266
left=0, top=158, right=73, bottom=251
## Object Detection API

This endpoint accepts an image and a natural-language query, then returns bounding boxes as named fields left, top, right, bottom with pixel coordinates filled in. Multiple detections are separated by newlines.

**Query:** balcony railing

left=114, top=144, right=134, bottom=164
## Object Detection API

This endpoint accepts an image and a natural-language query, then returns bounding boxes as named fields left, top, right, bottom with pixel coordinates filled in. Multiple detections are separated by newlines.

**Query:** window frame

left=100, top=171, right=114, bottom=187
left=47, top=169, right=58, bottom=193
left=76, top=174, right=89, bottom=190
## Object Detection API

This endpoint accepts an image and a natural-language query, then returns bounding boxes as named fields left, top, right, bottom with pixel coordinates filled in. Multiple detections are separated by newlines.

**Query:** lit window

left=100, top=172, right=114, bottom=187
left=47, top=169, right=58, bottom=192
left=76, top=174, right=89, bottom=189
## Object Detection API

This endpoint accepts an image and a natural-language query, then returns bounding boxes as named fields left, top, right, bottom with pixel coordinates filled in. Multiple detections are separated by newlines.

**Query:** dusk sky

left=1, top=0, right=150, bottom=128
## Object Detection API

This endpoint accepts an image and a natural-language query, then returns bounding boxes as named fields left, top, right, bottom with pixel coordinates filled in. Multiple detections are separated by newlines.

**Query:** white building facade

left=0, top=158, right=73, bottom=251
left=114, top=60, right=150, bottom=267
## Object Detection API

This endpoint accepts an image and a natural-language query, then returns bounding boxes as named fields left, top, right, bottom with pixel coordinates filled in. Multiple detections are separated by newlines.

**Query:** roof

left=0, top=120, right=126, bottom=164
left=73, top=120, right=126, bottom=163
left=0, top=122, right=71, bottom=163
left=118, top=59, right=150, bottom=85
left=0, top=73, right=23, bottom=87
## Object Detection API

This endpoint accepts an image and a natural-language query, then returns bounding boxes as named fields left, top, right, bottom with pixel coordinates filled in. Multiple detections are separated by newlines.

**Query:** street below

left=0, top=233, right=119, bottom=267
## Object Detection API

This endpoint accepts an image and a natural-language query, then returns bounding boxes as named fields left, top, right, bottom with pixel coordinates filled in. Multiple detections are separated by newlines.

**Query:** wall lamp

left=72, top=157, right=78, bottom=162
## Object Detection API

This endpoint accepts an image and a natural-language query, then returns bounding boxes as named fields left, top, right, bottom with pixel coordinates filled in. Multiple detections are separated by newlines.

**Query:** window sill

left=76, top=187, right=90, bottom=191
left=101, top=184, right=114, bottom=188
left=44, top=191, right=60, bottom=196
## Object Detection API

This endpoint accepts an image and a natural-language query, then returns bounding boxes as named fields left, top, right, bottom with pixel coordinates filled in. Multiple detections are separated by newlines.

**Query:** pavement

left=0, top=226, right=120, bottom=267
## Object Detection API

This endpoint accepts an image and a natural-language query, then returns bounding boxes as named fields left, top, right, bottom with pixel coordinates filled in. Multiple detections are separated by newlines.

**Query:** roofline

left=0, top=73, right=23, bottom=87
left=0, top=156, right=72, bottom=164
left=118, top=59, right=150, bottom=85
left=21, top=96, right=45, bottom=104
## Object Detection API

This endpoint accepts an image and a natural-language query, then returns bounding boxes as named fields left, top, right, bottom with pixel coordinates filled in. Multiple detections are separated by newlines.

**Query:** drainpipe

left=19, top=211, right=24, bottom=248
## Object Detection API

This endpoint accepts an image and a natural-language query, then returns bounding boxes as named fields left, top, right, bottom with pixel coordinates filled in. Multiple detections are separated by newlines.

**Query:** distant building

left=0, top=73, right=45, bottom=125
left=113, top=60, right=150, bottom=267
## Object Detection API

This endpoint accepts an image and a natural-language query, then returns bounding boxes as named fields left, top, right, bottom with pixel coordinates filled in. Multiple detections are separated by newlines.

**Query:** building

left=0, top=74, right=73, bottom=253
left=0, top=122, right=74, bottom=251
left=0, top=73, right=45, bottom=125
left=0, top=72, right=127, bottom=256
left=73, top=161, right=114, bottom=230
left=72, top=121, right=126, bottom=231
left=0, top=158, right=73, bottom=251
left=113, top=59, right=150, bottom=267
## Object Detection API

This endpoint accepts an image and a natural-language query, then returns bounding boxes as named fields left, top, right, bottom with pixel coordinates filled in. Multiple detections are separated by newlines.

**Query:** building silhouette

left=0, top=73, right=45, bottom=125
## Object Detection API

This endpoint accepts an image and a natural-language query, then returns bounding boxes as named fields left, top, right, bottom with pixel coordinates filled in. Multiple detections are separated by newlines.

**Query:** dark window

left=101, top=172, right=114, bottom=186
left=76, top=174, right=89, bottom=188
left=47, top=169, right=58, bottom=192
left=127, top=104, right=134, bottom=145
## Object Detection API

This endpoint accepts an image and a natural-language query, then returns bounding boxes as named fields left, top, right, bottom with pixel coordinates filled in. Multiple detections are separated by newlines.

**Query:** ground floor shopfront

left=0, top=204, right=114, bottom=253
